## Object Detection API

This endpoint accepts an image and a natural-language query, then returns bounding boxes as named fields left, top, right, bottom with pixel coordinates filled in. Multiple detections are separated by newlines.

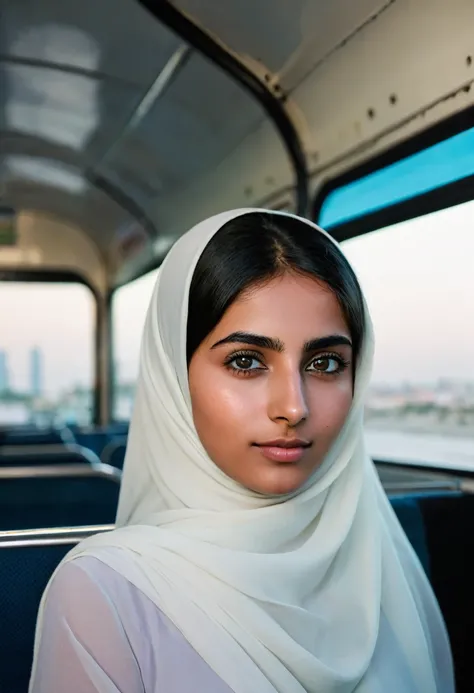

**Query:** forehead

left=212, top=273, right=350, bottom=339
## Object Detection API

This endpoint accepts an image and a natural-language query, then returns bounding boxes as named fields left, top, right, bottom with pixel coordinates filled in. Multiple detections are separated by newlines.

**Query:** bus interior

left=1, top=1, right=473, bottom=690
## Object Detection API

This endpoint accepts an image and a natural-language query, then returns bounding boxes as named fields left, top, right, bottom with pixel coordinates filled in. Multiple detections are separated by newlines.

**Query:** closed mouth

left=253, top=440, right=311, bottom=464
left=253, top=439, right=311, bottom=449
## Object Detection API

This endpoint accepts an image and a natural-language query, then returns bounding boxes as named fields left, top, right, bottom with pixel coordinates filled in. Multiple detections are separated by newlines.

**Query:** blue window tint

left=318, top=126, right=474, bottom=228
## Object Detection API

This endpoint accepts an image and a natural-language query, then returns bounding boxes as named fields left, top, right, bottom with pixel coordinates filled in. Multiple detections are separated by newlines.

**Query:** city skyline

left=0, top=345, right=45, bottom=396
left=30, top=346, right=43, bottom=397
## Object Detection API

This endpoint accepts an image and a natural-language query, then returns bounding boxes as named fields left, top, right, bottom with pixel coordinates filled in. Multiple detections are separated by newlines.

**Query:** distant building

left=30, top=347, right=43, bottom=397
left=0, top=350, right=9, bottom=393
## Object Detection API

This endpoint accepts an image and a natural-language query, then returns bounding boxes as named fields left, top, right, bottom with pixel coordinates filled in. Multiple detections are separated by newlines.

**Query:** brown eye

left=307, top=356, right=342, bottom=373
left=225, top=352, right=264, bottom=373
left=234, top=356, right=255, bottom=370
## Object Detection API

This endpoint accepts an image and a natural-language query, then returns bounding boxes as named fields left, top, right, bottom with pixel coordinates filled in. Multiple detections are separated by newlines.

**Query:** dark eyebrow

left=211, top=331, right=352, bottom=352
left=304, top=335, right=352, bottom=351
left=211, top=331, right=284, bottom=352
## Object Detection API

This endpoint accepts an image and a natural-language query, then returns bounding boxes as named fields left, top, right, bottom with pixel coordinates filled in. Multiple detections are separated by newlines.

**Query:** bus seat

left=390, top=490, right=473, bottom=693
left=389, top=493, right=431, bottom=576
left=74, top=425, right=129, bottom=456
left=0, top=526, right=112, bottom=693
left=0, top=427, right=75, bottom=448
left=417, top=492, right=474, bottom=693
left=74, top=430, right=112, bottom=456
left=0, top=444, right=100, bottom=467
left=108, top=422, right=129, bottom=435
left=101, top=437, right=127, bottom=470
left=0, top=464, right=121, bottom=530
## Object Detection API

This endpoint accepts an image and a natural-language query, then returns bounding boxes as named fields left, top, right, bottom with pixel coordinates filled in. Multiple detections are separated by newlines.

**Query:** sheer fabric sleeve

left=29, top=560, right=145, bottom=693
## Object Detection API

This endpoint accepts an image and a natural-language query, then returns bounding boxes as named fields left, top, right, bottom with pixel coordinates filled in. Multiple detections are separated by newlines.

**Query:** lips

left=253, top=438, right=311, bottom=463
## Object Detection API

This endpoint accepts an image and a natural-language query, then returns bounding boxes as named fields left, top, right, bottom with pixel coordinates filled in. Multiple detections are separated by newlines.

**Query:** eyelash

left=223, top=350, right=350, bottom=378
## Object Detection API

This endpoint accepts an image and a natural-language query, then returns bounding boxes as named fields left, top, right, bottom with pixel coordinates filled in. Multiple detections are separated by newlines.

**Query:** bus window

left=112, top=268, right=159, bottom=421
left=341, top=201, right=474, bottom=470
left=0, top=281, right=94, bottom=426
left=318, top=124, right=474, bottom=229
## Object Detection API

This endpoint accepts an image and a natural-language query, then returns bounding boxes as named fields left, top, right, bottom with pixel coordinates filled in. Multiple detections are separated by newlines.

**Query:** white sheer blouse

left=29, top=555, right=233, bottom=693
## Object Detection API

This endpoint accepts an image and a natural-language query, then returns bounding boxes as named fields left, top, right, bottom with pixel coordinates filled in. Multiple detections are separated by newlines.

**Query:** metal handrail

left=0, top=524, right=114, bottom=548
left=375, top=457, right=474, bottom=475
left=384, top=480, right=461, bottom=494
left=0, top=461, right=122, bottom=482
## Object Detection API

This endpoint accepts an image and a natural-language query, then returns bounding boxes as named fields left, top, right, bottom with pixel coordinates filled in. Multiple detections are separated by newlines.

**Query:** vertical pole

left=94, top=291, right=112, bottom=426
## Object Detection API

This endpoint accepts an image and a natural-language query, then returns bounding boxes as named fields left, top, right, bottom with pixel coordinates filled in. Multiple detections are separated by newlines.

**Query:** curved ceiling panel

left=97, top=51, right=264, bottom=202
left=2, top=0, right=181, bottom=85
left=3, top=176, right=135, bottom=247
left=172, top=0, right=390, bottom=91
left=0, top=0, right=187, bottom=262
left=1, top=0, right=308, bottom=284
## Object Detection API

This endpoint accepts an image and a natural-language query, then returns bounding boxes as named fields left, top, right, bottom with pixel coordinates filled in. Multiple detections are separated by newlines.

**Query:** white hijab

left=32, top=210, right=453, bottom=692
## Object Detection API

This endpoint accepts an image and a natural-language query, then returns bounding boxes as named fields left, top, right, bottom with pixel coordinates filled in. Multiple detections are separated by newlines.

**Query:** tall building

left=0, top=350, right=9, bottom=393
left=30, top=347, right=43, bottom=397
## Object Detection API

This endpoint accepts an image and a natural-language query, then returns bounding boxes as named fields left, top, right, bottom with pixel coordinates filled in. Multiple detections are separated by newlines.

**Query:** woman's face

left=188, top=273, right=354, bottom=496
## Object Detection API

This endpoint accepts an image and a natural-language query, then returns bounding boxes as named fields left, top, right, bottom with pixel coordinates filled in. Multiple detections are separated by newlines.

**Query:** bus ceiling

left=1, top=0, right=474, bottom=296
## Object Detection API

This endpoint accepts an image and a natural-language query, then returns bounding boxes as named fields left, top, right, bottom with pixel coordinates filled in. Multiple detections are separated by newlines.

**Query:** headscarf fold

left=30, top=210, right=454, bottom=693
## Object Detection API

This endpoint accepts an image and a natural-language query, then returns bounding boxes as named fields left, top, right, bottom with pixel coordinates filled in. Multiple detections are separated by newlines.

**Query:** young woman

left=29, top=210, right=454, bottom=693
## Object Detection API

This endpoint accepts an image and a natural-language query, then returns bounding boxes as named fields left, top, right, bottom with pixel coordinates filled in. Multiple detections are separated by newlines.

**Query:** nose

left=267, top=368, right=309, bottom=427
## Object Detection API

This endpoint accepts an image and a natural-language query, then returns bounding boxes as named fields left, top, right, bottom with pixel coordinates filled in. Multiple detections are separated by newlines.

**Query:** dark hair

left=187, top=212, right=365, bottom=365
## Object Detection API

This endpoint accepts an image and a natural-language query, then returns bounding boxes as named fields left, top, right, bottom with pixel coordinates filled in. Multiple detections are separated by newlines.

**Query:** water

left=365, top=428, right=474, bottom=471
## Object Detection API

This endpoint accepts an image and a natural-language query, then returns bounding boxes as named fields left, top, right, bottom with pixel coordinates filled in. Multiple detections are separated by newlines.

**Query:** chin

left=245, top=466, right=310, bottom=497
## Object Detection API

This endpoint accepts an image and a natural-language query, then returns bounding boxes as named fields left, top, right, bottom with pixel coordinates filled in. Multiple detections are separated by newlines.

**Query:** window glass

left=0, top=281, right=94, bottom=426
left=319, top=125, right=474, bottom=228
left=341, top=200, right=474, bottom=469
left=112, top=268, right=159, bottom=420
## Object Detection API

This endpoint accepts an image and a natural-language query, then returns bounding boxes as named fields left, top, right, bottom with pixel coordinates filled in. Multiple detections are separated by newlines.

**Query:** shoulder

left=42, top=555, right=146, bottom=668
left=32, top=556, right=146, bottom=692
left=40, top=554, right=234, bottom=693
left=46, top=551, right=137, bottom=620
left=45, top=549, right=171, bottom=644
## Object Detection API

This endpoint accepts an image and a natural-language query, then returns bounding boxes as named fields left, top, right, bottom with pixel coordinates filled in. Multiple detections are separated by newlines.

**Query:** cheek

left=308, top=378, right=353, bottom=440
left=189, top=369, right=259, bottom=458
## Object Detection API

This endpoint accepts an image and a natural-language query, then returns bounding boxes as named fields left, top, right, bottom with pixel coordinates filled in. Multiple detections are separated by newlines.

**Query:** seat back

left=0, top=443, right=100, bottom=467
left=73, top=424, right=129, bottom=456
left=74, top=430, right=112, bottom=456
left=0, top=463, right=121, bottom=530
left=390, top=493, right=432, bottom=576
left=101, top=437, right=127, bottom=470
left=417, top=491, right=474, bottom=693
left=390, top=490, right=474, bottom=693
left=0, top=426, right=75, bottom=448
left=0, top=526, right=113, bottom=693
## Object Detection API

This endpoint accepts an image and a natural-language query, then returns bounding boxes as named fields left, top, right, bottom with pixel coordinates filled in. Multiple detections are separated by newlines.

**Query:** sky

left=1, top=199, right=474, bottom=396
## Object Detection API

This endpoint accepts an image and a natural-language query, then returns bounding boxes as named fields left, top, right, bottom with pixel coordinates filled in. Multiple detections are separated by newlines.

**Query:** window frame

left=313, top=105, right=474, bottom=242
left=108, top=266, right=161, bottom=424
left=0, top=268, right=100, bottom=424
